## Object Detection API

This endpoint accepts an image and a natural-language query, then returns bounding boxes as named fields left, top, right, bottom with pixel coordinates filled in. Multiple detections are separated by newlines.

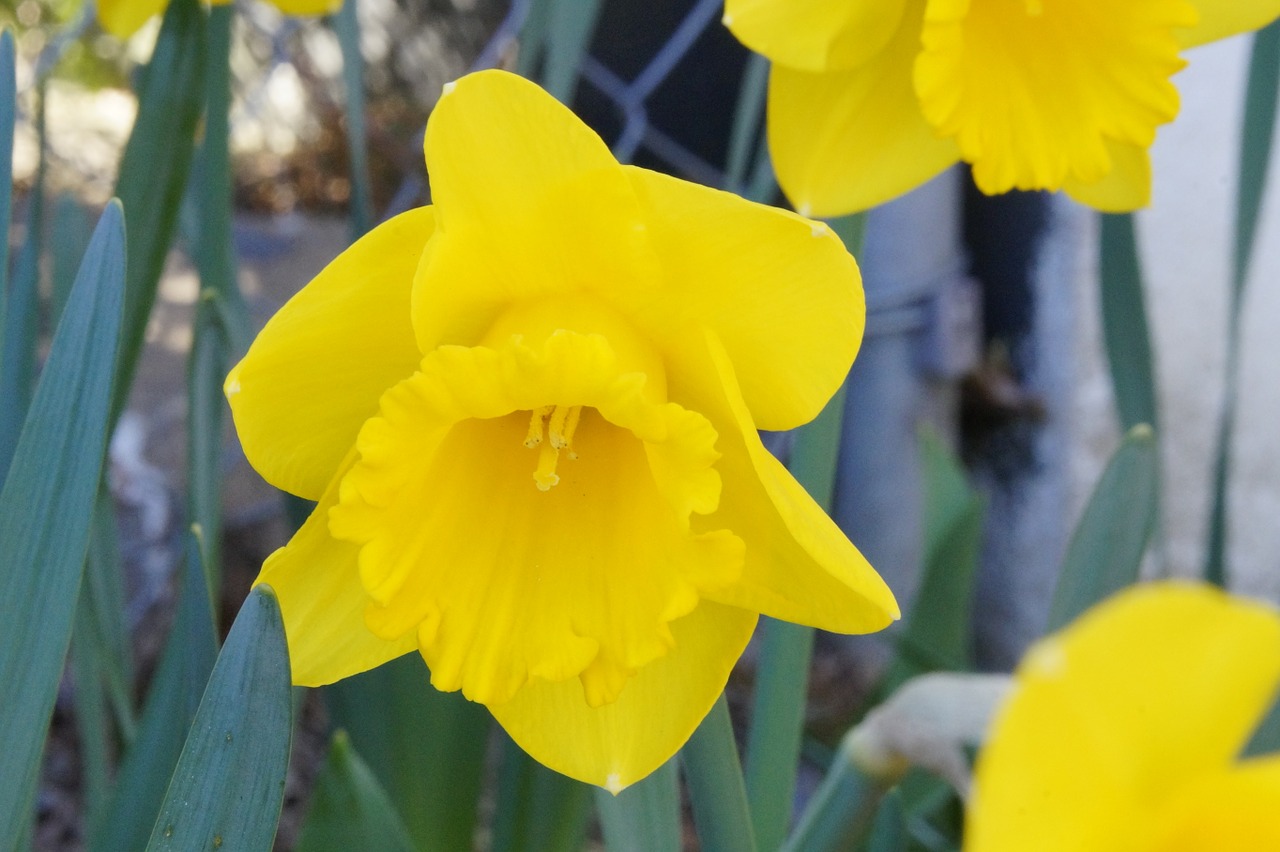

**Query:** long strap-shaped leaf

left=1047, top=424, right=1159, bottom=632
left=145, top=585, right=293, bottom=851
left=0, top=29, right=13, bottom=328
left=89, top=532, right=217, bottom=852
left=294, top=732, right=416, bottom=852
left=0, top=201, right=126, bottom=845
left=1204, top=20, right=1280, bottom=586
left=111, top=0, right=205, bottom=422
left=1099, top=212, right=1159, bottom=433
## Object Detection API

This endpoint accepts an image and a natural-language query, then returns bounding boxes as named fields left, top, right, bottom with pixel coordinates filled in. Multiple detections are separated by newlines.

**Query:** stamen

left=524, top=405, right=553, bottom=448
left=548, top=404, right=583, bottom=450
left=548, top=405, right=571, bottom=449
left=562, top=405, right=582, bottom=460
left=533, top=442, right=561, bottom=491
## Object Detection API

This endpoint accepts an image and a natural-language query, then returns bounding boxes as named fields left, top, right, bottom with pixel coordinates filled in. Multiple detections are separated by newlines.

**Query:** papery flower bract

left=725, top=0, right=1280, bottom=215
left=966, top=582, right=1280, bottom=851
left=99, top=0, right=340, bottom=39
left=225, top=69, right=898, bottom=791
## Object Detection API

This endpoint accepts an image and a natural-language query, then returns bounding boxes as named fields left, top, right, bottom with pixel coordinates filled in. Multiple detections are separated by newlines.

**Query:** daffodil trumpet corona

left=725, top=0, right=1280, bottom=215
left=966, top=582, right=1280, bottom=851
left=226, top=69, right=898, bottom=792
left=98, top=0, right=341, bottom=40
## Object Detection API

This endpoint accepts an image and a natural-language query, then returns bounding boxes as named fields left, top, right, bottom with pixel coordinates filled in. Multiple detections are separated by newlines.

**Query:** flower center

left=913, top=0, right=1197, bottom=194
left=329, top=329, right=741, bottom=706
left=524, top=404, right=584, bottom=490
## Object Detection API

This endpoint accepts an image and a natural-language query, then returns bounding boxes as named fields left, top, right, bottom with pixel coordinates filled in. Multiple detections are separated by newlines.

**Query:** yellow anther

left=533, top=442, right=561, bottom=491
left=524, top=405, right=553, bottom=448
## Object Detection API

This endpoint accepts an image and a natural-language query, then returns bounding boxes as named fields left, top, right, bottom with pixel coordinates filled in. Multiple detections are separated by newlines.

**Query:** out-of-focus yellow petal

left=269, top=0, right=344, bottom=14
left=97, top=0, right=168, bottom=38
left=723, top=0, right=907, bottom=73
left=1177, top=0, right=1280, bottom=48
left=255, top=451, right=417, bottom=687
left=329, top=332, right=744, bottom=708
left=916, top=0, right=1192, bottom=197
left=413, top=70, right=657, bottom=353
left=1063, top=140, right=1152, bottom=212
left=620, top=167, right=862, bottom=431
left=767, top=0, right=959, bottom=217
left=669, top=330, right=898, bottom=633
left=225, top=207, right=432, bottom=500
left=965, top=582, right=1280, bottom=852
left=490, top=600, right=757, bottom=792
left=1141, top=756, right=1280, bottom=850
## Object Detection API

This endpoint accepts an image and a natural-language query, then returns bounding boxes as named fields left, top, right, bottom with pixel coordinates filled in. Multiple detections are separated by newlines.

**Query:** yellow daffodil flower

left=725, top=0, right=1280, bottom=215
left=966, top=582, right=1280, bottom=851
left=99, top=0, right=340, bottom=39
left=225, top=69, right=898, bottom=791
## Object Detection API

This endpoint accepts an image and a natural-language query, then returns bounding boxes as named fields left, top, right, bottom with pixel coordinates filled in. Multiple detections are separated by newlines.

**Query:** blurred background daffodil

left=967, top=582, right=1280, bottom=851
left=97, top=0, right=340, bottom=39
left=725, top=0, right=1280, bottom=215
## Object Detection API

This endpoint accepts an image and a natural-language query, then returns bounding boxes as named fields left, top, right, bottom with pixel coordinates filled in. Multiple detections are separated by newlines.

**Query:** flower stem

left=682, top=695, right=758, bottom=852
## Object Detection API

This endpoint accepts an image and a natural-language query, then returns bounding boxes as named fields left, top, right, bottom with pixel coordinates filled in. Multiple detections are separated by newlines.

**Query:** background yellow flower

left=725, top=0, right=1280, bottom=215
left=98, top=0, right=341, bottom=39
left=966, top=582, right=1280, bottom=851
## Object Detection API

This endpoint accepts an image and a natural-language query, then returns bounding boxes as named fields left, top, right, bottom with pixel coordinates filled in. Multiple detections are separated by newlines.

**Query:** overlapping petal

left=767, top=0, right=959, bottom=217
left=673, top=330, right=899, bottom=634
left=966, top=583, right=1280, bottom=852
left=417, top=71, right=871, bottom=430
left=1178, top=0, right=1280, bottom=48
left=490, top=600, right=757, bottom=792
left=621, top=167, right=863, bottom=430
left=226, top=207, right=432, bottom=500
left=723, top=0, right=907, bottom=73
left=1062, top=140, right=1153, bottom=212
left=413, top=71, right=658, bottom=354
left=254, top=451, right=417, bottom=687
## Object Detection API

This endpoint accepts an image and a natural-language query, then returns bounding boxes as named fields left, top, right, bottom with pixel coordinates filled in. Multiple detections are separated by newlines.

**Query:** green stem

left=782, top=754, right=890, bottom=852
left=683, top=695, right=757, bottom=852
left=334, top=0, right=374, bottom=240
left=1204, top=20, right=1280, bottom=587
left=595, top=760, right=681, bottom=852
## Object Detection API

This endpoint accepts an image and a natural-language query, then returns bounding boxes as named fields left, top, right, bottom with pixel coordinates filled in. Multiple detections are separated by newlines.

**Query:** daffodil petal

left=225, top=207, right=432, bottom=500
left=1062, top=140, right=1152, bottom=212
left=1178, top=0, right=1280, bottom=48
left=490, top=600, right=757, bottom=792
left=414, top=69, right=657, bottom=353
left=621, top=166, right=862, bottom=431
left=270, top=0, right=343, bottom=14
left=255, top=451, right=417, bottom=687
left=966, top=582, right=1280, bottom=852
left=97, top=0, right=168, bottom=38
left=1138, top=756, right=1280, bottom=850
left=670, top=330, right=898, bottom=633
left=767, top=0, right=959, bottom=217
left=724, top=0, right=907, bottom=73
